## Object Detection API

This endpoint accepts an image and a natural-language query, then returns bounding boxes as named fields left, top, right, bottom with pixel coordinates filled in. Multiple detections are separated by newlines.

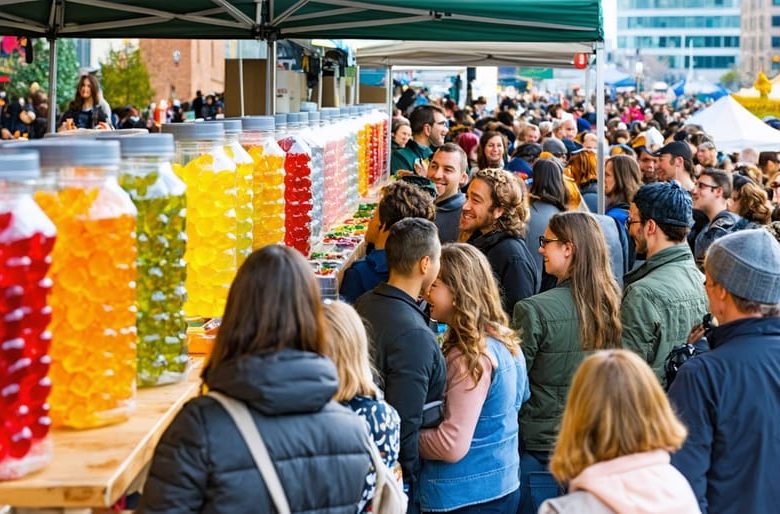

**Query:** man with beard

left=461, top=168, right=539, bottom=315
left=391, top=104, right=449, bottom=176
left=620, top=182, right=708, bottom=385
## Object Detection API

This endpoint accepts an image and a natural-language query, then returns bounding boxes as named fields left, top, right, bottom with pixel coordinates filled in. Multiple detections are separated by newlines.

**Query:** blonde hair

left=322, top=300, right=377, bottom=402
left=550, top=350, right=688, bottom=483
left=438, top=243, right=520, bottom=387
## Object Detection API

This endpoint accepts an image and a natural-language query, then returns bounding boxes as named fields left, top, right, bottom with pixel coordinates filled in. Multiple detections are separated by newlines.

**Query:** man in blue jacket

left=339, top=181, right=434, bottom=303
left=669, top=229, right=780, bottom=514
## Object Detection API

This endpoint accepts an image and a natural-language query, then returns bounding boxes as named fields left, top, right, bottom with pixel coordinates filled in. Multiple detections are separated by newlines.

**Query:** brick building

left=139, top=39, right=225, bottom=104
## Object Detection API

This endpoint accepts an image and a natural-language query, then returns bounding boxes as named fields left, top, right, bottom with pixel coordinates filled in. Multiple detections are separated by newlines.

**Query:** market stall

left=0, top=1, right=604, bottom=508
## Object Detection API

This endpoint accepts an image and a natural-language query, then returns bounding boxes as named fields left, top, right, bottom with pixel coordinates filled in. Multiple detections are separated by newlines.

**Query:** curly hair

left=438, top=243, right=520, bottom=388
left=473, top=168, right=528, bottom=239
left=735, top=182, right=772, bottom=224
left=378, top=180, right=436, bottom=230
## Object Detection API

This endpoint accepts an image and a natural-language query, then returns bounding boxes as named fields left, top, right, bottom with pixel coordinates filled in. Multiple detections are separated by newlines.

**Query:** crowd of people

left=0, top=74, right=226, bottom=138
left=131, top=85, right=780, bottom=514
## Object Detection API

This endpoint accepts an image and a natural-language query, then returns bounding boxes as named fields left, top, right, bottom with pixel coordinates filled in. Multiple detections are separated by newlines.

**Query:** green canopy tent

left=0, top=0, right=606, bottom=209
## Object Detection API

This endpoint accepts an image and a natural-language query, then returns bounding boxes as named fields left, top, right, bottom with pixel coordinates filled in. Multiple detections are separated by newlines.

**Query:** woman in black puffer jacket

left=138, top=245, right=372, bottom=514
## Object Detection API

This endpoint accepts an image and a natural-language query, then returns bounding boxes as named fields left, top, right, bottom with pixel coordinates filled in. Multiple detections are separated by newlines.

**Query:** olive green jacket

left=620, top=244, right=708, bottom=386
left=513, top=281, right=588, bottom=453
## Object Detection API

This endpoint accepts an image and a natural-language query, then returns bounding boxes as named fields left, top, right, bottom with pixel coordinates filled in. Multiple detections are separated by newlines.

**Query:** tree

left=100, top=44, right=155, bottom=111
left=8, top=38, right=79, bottom=112
left=720, top=68, right=741, bottom=92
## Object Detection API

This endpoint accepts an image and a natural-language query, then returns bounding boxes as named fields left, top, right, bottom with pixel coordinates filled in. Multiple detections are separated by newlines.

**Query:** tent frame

left=17, top=0, right=604, bottom=209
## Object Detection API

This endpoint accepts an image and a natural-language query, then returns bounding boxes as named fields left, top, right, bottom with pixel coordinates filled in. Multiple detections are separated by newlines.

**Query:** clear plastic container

left=300, top=106, right=324, bottom=245
left=357, top=106, right=371, bottom=197
left=239, top=116, right=286, bottom=249
left=162, top=122, right=237, bottom=319
left=277, top=113, right=314, bottom=256
left=24, top=139, right=138, bottom=429
left=320, top=108, right=341, bottom=233
left=207, top=119, right=254, bottom=266
left=0, top=150, right=54, bottom=479
left=106, top=134, right=189, bottom=387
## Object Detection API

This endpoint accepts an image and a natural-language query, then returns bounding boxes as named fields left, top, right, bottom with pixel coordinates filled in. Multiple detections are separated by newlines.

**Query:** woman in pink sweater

left=419, top=243, right=529, bottom=513
left=539, top=350, right=699, bottom=514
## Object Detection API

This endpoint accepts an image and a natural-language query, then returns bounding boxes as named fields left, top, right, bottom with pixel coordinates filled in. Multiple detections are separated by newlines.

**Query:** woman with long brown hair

left=476, top=130, right=509, bottom=170
left=58, top=74, right=110, bottom=130
left=513, top=212, right=622, bottom=514
left=419, top=243, right=529, bottom=514
left=540, top=350, right=697, bottom=513
left=140, top=245, right=372, bottom=514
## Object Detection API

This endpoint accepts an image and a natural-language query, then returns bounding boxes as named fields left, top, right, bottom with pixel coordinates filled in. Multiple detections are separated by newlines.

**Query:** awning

left=356, top=41, right=594, bottom=68
left=0, top=1, right=602, bottom=42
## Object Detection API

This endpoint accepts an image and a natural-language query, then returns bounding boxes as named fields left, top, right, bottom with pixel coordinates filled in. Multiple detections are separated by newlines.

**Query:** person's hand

left=413, top=159, right=429, bottom=177
left=687, top=324, right=706, bottom=345
left=396, top=169, right=414, bottom=178
left=59, top=118, right=75, bottom=131
left=96, top=121, right=111, bottom=130
left=0, top=128, right=11, bottom=140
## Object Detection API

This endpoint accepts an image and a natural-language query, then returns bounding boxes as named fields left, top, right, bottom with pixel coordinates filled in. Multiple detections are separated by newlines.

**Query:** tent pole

left=47, top=38, right=57, bottom=134
left=385, top=64, right=392, bottom=180
left=317, top=56, right=323, bottom=108
left=238, top=41, right=245, bottom=116
left=595, top=42, right=605, bottom=215
left=355, top=64, right=360, bottom=104
left=266, top=40, right=277, bottom=115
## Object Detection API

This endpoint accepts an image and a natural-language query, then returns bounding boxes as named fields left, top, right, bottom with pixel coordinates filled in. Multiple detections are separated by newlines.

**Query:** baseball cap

left=652, top=140, right=692, bottom=161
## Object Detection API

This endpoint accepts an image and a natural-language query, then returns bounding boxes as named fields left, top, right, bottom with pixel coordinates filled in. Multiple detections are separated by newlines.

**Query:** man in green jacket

left=391, top=105, right=448, bottom=176
left=621, top=181, right=709, bottom=385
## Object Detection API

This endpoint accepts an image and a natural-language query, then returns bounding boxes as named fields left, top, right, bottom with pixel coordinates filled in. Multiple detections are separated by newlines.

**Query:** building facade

left=616, top=0, right=741, bottom=83
left=741, top=0, right=780, bottom=82
left=139, top=40, right=225, bottom=104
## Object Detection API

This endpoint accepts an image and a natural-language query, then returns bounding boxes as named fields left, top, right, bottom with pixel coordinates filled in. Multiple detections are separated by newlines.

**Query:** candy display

left=300, top=106, right=324, bottom=245
left=108, top=134, right=189, bottom=387
left=26, top=140, right=138, bottom=430
left=309, top=203, right=376, bottom=299
left=209, top=119, right=254, bottom=265
left=162, top=123, right=237, bottom=319
left=278, top=113, right=314, bottom=256
left=321, top=108, right=341, bottom=233
left=0, top=151, right=55, bottom=480
left=239, top=116, right=285, bottom=249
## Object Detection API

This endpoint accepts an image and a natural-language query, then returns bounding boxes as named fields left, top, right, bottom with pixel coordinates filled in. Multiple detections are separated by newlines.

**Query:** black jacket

left=434, top=192, right=466, bottom=244
left=468, top=230, right=540, bottom=315
left=138, top=350, right=371, bottom=514
left=670, top=317, right=780, bottom=514
left=355, top=283, right=446, bottom=488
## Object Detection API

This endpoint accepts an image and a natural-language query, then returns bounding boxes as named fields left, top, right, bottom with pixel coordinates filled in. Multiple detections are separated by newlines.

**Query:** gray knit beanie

left=705, top=229, right=780, bottom=304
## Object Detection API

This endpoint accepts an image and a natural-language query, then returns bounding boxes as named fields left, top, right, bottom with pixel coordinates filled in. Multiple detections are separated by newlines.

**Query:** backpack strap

left=208, top=391, right=291, bottom=514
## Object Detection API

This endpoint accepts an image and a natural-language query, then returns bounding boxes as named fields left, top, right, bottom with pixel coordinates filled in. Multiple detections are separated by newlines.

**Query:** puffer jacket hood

left=205, top=349, right=338, bottom=416
left=570, top=450, right=699, bottom=514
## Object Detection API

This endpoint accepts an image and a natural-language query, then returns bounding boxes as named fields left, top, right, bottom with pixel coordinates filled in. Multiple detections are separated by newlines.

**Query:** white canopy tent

left=686, top=95, right=780, bottom=152
left=355, top=41, right=593, bottom=68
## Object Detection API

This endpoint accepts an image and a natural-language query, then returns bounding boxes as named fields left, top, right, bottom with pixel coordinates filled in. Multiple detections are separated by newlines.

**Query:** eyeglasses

left=695, top=181, right=720, bottom=191
left=434, top=120, right=448, bottom=126
left=625, top=218, right=642, bottom=229
left=539, top=236, right=561, bottom=248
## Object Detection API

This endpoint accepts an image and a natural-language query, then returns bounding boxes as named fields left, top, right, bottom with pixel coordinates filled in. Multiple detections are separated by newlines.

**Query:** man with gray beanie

left=669, top=229, right=780, bottom=514
left=620, top=181, right=709, bottom=384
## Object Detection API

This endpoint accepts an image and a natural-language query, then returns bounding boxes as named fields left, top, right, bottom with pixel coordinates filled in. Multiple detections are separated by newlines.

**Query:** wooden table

left=0, top=358, right=204, bottom=509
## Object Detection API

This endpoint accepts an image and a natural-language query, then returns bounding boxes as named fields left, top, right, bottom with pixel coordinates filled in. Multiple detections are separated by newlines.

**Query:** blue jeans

left=517, top=451, right=564, bottom=514
left=424, top=488, right=521, bottom=514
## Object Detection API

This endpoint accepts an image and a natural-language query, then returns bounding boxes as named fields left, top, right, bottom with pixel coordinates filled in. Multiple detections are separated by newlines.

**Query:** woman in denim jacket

left=419, top=243, right=530, bottom=513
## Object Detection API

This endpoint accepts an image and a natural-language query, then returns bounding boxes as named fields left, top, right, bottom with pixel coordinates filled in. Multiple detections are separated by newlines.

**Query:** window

left=773, top=37, right=780, bottom=48
left=773, top=16, right=780, bottom=27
